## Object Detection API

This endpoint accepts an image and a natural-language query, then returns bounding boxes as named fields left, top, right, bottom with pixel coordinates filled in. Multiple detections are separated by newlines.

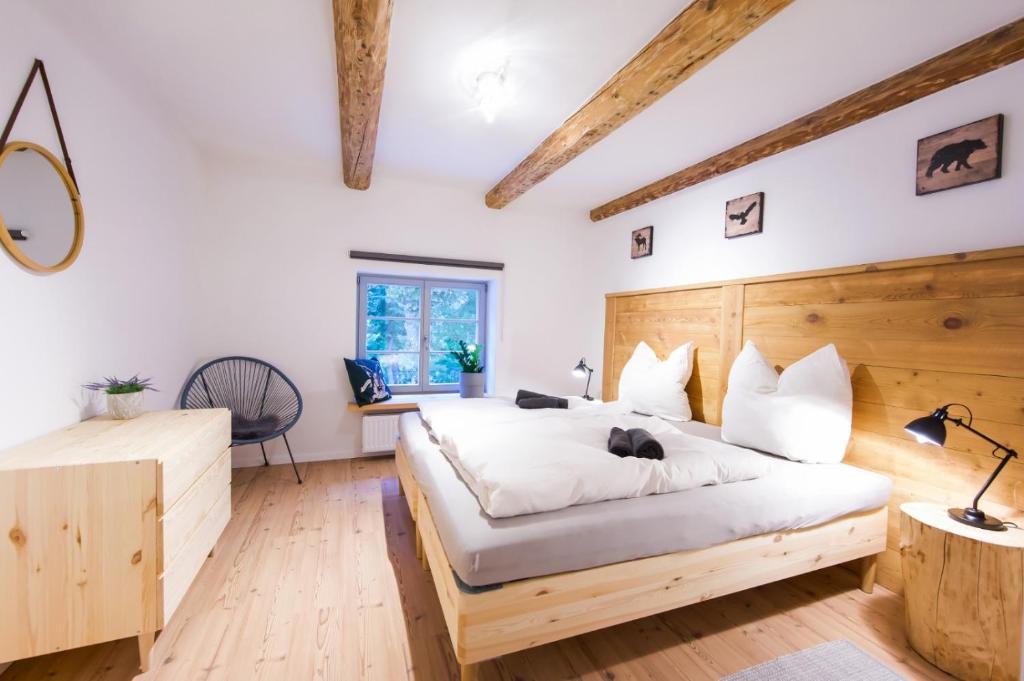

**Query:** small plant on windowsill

left=83, top=375, right=158, bottom=420
left=448, top=340, right=485, bottom=398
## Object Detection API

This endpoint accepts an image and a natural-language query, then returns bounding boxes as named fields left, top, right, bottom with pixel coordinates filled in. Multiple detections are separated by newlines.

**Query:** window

left=357, top=275, right=487, bottom=393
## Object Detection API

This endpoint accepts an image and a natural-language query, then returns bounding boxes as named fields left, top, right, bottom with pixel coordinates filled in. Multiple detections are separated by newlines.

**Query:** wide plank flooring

left=2, top=458, right=951, bottom=680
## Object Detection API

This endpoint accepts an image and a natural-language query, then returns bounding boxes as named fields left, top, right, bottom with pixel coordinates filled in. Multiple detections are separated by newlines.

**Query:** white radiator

left=362, top=414, right=400, bottom=453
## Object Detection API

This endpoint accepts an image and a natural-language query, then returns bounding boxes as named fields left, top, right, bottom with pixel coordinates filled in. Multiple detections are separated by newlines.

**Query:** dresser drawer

left=161, top=448, right=230, bottom=569
left=161, top=483, right=231, bottom=624
left=159, top=413, right=230, bottom=513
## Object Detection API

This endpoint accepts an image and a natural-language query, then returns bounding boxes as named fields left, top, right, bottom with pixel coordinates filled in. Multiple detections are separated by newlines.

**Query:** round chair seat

left=180, top=356, right=303, bottom=483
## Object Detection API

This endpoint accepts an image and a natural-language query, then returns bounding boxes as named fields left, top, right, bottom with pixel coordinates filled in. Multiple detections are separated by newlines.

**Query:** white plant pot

left=107, top=391, right=145, bottom=420
left=459, top=372, right=485, bottom=398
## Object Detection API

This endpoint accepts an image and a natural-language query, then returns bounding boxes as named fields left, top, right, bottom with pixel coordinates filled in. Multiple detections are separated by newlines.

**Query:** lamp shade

left=573, top=358, right=589, bottom=377
left=904, top=410, right=948, bottom=446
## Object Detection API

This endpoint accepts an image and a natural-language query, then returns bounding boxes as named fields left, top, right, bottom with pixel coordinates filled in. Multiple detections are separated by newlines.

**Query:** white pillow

left=721, top=341, right=852, bottom=463
left=617, top=341, right=694, bottom=421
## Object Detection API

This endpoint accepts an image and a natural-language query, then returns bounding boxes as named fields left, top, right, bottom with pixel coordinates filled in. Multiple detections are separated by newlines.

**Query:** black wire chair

left=180, top=356, right=303, bottom=484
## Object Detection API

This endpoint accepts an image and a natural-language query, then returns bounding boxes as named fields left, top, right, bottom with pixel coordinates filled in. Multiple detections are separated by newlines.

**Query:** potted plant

left=84, top=375, right=158, bottom=420
left=448, top=340, right=485, bottom=398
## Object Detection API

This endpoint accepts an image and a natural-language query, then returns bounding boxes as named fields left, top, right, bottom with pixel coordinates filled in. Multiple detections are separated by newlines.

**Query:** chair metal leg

left=259, top=441, right=270, bottom=467
left=282, top=432, right=302, bottom=484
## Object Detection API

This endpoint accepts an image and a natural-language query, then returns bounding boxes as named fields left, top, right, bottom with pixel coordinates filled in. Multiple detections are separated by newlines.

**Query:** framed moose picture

left=724, top=192, right=763, bottom=238
left=916, top=114, right=1003, bottom=196
left=631, top=226, right=653, bottom=259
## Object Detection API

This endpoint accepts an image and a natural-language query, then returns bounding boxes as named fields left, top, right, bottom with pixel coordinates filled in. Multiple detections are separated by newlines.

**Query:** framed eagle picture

left=630, top=226, right=653, bottom=259
left=916, top=114, right=1003, bottom=196
left=724, top=192, right=763, bottom=239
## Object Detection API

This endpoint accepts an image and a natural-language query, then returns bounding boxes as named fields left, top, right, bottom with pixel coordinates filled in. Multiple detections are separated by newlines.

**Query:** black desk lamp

left=904, top=403, right=1018, bottom=531
left=573, top=358, right=594, bottom=401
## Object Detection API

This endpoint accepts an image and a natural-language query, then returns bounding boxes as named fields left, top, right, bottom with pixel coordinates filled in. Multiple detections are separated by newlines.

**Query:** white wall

left=590, top=63, right=1024, bottom=298
left=166, top=61, right=1024, bottom=464
left=586, top=62, right=1024, bottom=396
left=0, top=0, right=205, bottom=450
left=192, top=160, right=601, bottom=465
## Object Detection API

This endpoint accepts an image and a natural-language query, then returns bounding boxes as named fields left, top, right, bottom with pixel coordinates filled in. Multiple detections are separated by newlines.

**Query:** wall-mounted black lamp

left=572, top=358, right=594, bottom=401
left=905, top=403, right=1018, bottom=531
left=7, top=228, right=27, bottom=241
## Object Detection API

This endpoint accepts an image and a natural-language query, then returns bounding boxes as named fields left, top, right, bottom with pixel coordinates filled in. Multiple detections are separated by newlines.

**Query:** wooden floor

left=3, top=459, right=951, bottom=681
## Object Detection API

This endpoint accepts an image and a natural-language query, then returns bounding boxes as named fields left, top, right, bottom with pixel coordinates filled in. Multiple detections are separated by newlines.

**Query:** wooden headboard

left=602, top=246, right=1024, bottom=592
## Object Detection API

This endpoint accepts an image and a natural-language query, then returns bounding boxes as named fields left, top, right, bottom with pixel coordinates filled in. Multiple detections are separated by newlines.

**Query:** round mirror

left=0, top=141, right=83, bottom=273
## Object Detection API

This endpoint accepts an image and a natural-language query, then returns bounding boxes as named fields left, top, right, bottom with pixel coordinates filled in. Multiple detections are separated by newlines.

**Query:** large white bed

left=393, top=400, right=890, bottom=680
left=399, top=410, right=891, bottom=588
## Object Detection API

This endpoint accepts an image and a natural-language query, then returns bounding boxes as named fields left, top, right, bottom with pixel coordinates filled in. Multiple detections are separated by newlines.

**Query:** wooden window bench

left=346, top=393, right=461, bottom=414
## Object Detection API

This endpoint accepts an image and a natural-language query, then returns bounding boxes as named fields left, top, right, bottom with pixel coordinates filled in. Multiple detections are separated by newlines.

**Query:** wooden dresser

left=0, top=409, right=231, bottom=671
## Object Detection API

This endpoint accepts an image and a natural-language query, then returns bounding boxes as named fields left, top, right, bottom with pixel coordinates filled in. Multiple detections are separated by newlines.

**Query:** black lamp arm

left=949, top=416, right=1019, bottom=510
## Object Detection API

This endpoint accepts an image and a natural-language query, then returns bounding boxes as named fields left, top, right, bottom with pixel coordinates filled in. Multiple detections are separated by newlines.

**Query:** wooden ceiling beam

left=484, top=0, right=794, bottom=210
left=591, top=18, right=1024, bottom=221
left=333, top=0, right=394, bottom=190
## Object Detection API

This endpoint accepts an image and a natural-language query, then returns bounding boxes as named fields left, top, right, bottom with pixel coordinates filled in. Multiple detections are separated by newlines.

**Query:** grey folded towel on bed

left=515, top=389, right=548, bottom=404
left=607, top=427, right=633, bottom=457
left=518, top=396, right=568, bottom=409
left=628, top=428, right=664, bottom=460
left=607, top=427, right=664, bottom=460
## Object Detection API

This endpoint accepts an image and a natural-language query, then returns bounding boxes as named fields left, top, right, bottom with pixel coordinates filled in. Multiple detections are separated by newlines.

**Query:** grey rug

left=721, top=640, right=905, bottom=681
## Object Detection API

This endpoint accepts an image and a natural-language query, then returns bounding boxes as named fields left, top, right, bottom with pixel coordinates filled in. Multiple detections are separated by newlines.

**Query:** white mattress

left=398, top=412, right=891, bottom=587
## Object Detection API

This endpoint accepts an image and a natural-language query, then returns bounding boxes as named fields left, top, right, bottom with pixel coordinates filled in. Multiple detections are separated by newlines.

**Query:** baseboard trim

left=230, top=447, right=393, bottom=469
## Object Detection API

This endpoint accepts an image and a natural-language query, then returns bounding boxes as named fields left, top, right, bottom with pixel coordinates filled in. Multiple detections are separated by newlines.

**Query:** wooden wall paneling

left=743, top=257, right=1024, bottom=307
left=604, top=247, right=1024, bottom=593
left=853, top=400, right=1023, bottom=460
left=602, top=297, right=618, bottom=399
left=332, top=0, right=394, bottom=190
left=742, top=297, right=1024, bottom=377
left=485, top=0, right=793, bottom=209
left=717, top=284, right=745, bottom=425
left=591, top=18, right=1024, bottom=220
left=850, top=366, right=1024, bottom=425
left=605, top=247, right=1024, bottom=301
left=604, top=287, right=723, bottom=421
left=848, top=430, right=1024, bottom=510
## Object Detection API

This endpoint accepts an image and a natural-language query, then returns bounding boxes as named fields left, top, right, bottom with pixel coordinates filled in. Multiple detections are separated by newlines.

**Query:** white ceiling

left=34, top=0, right=1023, bottom=212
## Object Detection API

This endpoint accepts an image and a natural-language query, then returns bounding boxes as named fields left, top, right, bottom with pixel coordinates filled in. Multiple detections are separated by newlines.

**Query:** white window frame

left=357, top=274, right=488, bottom=394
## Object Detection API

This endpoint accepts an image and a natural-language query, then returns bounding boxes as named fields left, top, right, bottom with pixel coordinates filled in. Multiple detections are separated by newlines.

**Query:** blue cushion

left=345, top=358, right=392, bottom=406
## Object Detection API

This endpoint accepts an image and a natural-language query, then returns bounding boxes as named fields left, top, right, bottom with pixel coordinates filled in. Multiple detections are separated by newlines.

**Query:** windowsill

left=346, top=392, right=465, bottom=414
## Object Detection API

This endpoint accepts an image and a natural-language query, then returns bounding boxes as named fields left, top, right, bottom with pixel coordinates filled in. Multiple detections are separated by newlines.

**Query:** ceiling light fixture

left=457, top=36, right=513, bottom=123
left=473, top=66, right=509, bottom=123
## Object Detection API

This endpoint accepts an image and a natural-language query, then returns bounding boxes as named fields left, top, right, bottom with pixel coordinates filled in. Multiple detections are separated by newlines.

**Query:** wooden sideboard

left=0, top=409, right=231, bottom=671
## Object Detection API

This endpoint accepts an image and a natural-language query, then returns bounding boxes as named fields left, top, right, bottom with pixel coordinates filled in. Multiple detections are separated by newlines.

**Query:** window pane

left=367, top=283, right=421, bottom=318
left=369, top=353, right=420, bottom=386
left=429, top=352, right=462, bottom=385
left=430, top=287, right=478, bottom=320
left=366, top=319, right=420, bottom=352
left=429, top=320, right=478, bottom=352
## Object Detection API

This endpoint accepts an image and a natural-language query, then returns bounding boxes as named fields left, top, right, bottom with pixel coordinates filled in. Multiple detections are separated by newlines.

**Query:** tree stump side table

left=900, top=502, right=1024, bottom=681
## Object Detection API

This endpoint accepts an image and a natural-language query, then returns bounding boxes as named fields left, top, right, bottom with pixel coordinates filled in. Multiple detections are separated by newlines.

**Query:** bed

left=395, top=409, right=889, bottom=680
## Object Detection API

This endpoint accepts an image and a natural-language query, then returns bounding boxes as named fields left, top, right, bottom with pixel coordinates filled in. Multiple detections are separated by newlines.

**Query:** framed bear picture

left=916, top=114, right=1003, bottom=196
left=631, top=226, right=653, bottom=259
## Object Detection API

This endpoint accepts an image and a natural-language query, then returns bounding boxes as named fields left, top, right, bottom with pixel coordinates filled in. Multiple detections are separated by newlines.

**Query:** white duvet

left=418, top=398, right=773, bottom=518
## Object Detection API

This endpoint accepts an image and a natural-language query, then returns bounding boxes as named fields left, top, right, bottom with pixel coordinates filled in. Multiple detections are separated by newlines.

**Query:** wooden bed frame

left=395, top=440, right=885, bottom=680
left=393, top=246, right=1024, bottom=678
